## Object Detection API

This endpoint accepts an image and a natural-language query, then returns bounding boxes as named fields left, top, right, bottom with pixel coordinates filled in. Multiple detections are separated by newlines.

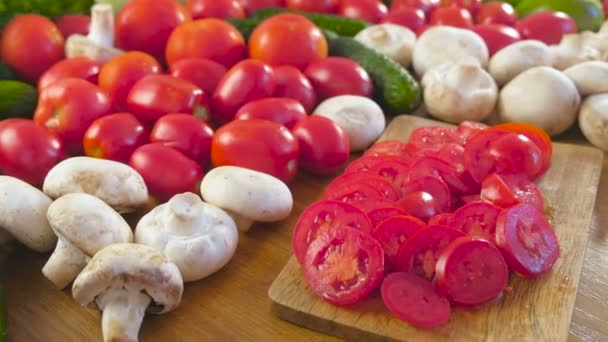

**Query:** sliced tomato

left=456, top=121, right=488, bottom=144
left=481, top=171, right=544, bottom=211
left=394, top=224, right=466, bottom=279
left=401, top=176, right=451, bottom=213
left=435, top=144, right=481, bottom=195
left=406, top=126, right=460, bottom=153
left=324, top=171, right=401, bottom=202
left=367, top=206, right=411, bottom=228
left=491, top=122, right=552, bottom=176
left=373, top=215, right=426, bottom=269
left=491, top=132, right=544, bottom=180
left=324, top=181, right=387, bottom=204
left=451, top=201, right=501, bottom=244
left=495, top=204, right=560, bottom=277
left=381, top=272, right=451, bottom=328
left=292, top=199, right=373, bottom=264
left=408, top=156, right=473, bottom=195
left=367, top=156, right=412, bottom=189
left=463, top=128, right=508, bottom=183
left=304, top=226, right=385, bottom=305
left=398, top=191, right=445, bottom=222
left=364, top=140, right=411, bottom=158
left=429, top=213, right=454, bottom=227
left=344, top=155, right=411, bottom=174
left=435, top=236, right=509, bottom=306
left=350, top=198, right=400, bottom=215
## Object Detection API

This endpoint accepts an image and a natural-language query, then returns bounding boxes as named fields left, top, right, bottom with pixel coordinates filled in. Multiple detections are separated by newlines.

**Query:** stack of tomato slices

left=292, top=121, right=560, bottom=328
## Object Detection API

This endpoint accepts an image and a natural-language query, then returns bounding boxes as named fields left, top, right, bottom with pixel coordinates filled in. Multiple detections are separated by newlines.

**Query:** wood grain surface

left=3, top=115, right=608, bottom=342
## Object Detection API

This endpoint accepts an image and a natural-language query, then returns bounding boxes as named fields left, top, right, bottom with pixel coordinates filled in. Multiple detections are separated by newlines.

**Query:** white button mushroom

left=354, top=23, right=416, bottom=67
left=314, top=95, right=386, bottom=152
left=497, top=66, right=581, bottom=137
left=564, top=61, right=608, bottom=96
left=412, top=26, right=489, bottom=77
left=579, top=94, right=608, bottom=152
left=200, top=166, right=293, bottom=232
left=72, top=243, right=183, bottom=342
left=550, top=32, right=603, bottom=70
left=489, top=40, right=553, bottom=86
left=0, top=176, right=56, bottom=253
left=422, top=58, right=498, bottom=124
left=135, top=192, right=238, bottom=282
left=43, top=156, right=148, bottom=213
left=42, top=193, right=133, bottom=289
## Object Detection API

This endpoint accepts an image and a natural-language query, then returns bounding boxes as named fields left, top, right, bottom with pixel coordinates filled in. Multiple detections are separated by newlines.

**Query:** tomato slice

left=367, top=206, right=411, bottom=228
left=324, top=181, right=386, bottom=204
left=451, top=201, right=502, bottom=244
left=373, top=215, right=426, bottom=269
left=408, top=156, right=473, bottom=194
left=481, top=171, right=544, bottom=211
left=401, top=175, right=452, bottom=213
left=429, top=213, right=455, bottom=227
left=292, top=199, right=373, bottom=264
left=344, top=155, right=411, bottom=174
left=435, top=237, right=509, bottom=306
left=492, top=122, right=552, bottom=176
left=435, top=143, right=480, bottom=195
left=463, top=129, right=508, bottom=183
left=456, top=121, right=488, bottom=144
left=364, top=140, right=412, bottom=159
left=495, top=204, right=560, bottom=277
left=304, top=226, right=385, bottom=306
left=397, top=191, right=445, bottom=223
left=381, top=272, right=451, bottom=328
left=407, top=126, right=460, bottom=153
left=324, top=171, right=400, bottom=202
left=367, top=156, right=412, bottom=188
left=394, top=225, right=466, bottom=280
left=350, top=198, right=400, bottom=215
left=491, top=132, right=544, bottom=180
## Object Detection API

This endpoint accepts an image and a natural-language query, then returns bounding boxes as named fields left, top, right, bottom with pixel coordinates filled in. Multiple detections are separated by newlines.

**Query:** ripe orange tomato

left=249, top=13, right=328, bottom=70
left=187, top=0, right=246, bottom=19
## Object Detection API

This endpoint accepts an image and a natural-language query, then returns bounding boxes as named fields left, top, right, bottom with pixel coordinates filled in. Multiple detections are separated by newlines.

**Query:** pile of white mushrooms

left=0, top=157, right=293, bottom=342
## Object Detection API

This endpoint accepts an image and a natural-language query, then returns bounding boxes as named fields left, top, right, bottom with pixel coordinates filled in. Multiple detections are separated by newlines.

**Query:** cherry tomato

left=211, top=119, right=299, bottom=183
left=170, top=58, right=227, bottom=95
left=304, top=225, right=385, bottom=305
left=0, top=14, right=64, bottom=83
left=115, top=0, right=190, bottom=63
left=54, top=14, right=90, bottom=37
left=475, top=1, right=517, bottom=26
left=38, top=57, right=100, bottom=92
left=345, top=155, right=411, bottom=174
left=235, top=97, right=307, bottom=129
left=98, top=51, right=162, bottom=111
left=451, top=201, right=501, bottom=244
left=165, top=18, right=246, bottom=68
left=238, top=0, right=286, bottom=15
left=382, top=8, right=427, bottom=32
left=325, top=180, right=386, bottom=204
left=211, top=59, right=275, bottom=124
left=249, top=14, right=328, bottom=70
left=402, top=176, right=452, bottom=213
left=373, top=215, right=426, bottom=269
left=491, top=122, right=552, bottom=176
left=429, top=6, right=474, bottom=28
left=368, top=206, right=411, bottom=228
left=272, top=66, right=318, bottom=113
left=33, top=78, right=111, bottom=154
left=286, top=0, right=339, bottom=13
left=127, top=75, right=210, bottom=124
left=473, top=23, right=520, bottom=55
left=304, top=57, right=373, bottom=101
left=0, top=119, right=65, bottom=186
left=150, top=113, right=214, bottom=165
left=516, top=11, right=577, bottom=45
left=409, top=156, right=476, bottom=195
left=428, top=213, right=454, bottom=226
left=364, top=140, right=412, bottom=158
left=83, top=113, right=149, bottom=163
left=456, top=120, right=488, bottom=143
left=443, top=0, right=482, bottom=15
left=390, top=0, right=440, bottom=16
left=398, top=191, right=445, bottom=222
left=324, top=172, right=400, bottom=201
left=187, top=0, right=246, bottom=19
left=407, top=126, right=460, bottom=153
left=339, top=0, right=389, bottom=23
left=481, top=171, right=544, bottom=211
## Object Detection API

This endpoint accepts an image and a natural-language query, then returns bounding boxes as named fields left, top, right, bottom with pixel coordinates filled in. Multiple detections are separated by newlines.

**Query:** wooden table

left=4, top=130, right=608, bottom=342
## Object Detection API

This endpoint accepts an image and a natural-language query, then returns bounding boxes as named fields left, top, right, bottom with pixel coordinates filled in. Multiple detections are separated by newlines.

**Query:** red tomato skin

left=516, top=11, right=577, bottom=45
left=272, top=66, right=318, bottom=113
left=211, top=119, right=299, bottom=183
left=170, top=58, right=227, bottom=94
left=129, top=143, right=203, bottom=202
left=325, top=171, right=400, bottom=202
left=238, top=0, right=286, bottom=15
left=605, top=0, right=608, bottom=17
left=83, top=113, right=149, bottom=163
left=429, top=6, right=474, bottom=28
left=451, top=201, right=501, bottom=244
left=127, top=75, right=210, bottom=124
left=382, top=8, right=427, bottom=32
left=339, top=0, right=389, bottom=23
left=472, top=24, right=521, bottom=56
left=98, top=51, right=162, bottom=111
left=373, top=215, right=426, bottom=269
left=115, top=0, right=190, bottom=63
left=187, top=0, right=246, bottom=19
left=475, top=1, right=517, bottom=26
left=304, top=57, right=373, bottom=101
left=0, top=119, right=65, bottom=186
left=390, top=0, right=440, bottom=16
left=0, top=14, right=65, bottom=83
left=33, top=78, right=111, bottom=155
left=38, top=57, right=101, bottom=92
left=150, top=113, right=214, bottom=165
left=305, top=126, right=374, bottom=174
left=443, top=0, right=482, bottom=15
left=55, top=14, right=90, bottom=37
left=165, top=18, right=246, bottom=68
left=287, top=0, right=338, bottom=12
left=211, top=59, right=276, bottom=124
left=235, top=97, right=307, bottom=129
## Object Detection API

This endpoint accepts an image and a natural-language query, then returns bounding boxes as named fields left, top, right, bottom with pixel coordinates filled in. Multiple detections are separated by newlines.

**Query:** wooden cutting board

left=268, top=115, right=604, bottom=342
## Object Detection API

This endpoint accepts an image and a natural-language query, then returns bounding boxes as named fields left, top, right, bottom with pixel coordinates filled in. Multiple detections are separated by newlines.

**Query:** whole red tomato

left=605, top=0, right=608, bottom=17
left=83, top=113, right=149, bottom=163
left=291, top=115, right=350, bottom=175
left=0, top=119, right=65, bottom=186
left=170, top=58, right=227, bottom=94
left=382, top=8, right=427, bottom=32
left=54, top=14, right=90, bottom=37
left=34, top=78, right=111, bottom=154
left=187, top=0, right=246, bottom=19
left=129, top=143, right=203, bottom=202
left=516, top=11, right=577, bottom=45
left=339, top=0, right=388, bottom=23
left=150, top=113, right=214, bottom=165
left=304, top=57, right=373, bottom=101
left=286, top=0, right=339, bottom=13
left=238, top=0, right=286, bottom=15
left=249, top=13, right=328, bottom=70
left=127, top=75, right=210, bottom=124
left=38, top=57, right=100, bottom=92
left=211, top=119, right=300, bottom=183
left=166, top=18, right=246, bottom=68
left=115, top=0, right=190, bottom=63
left=272, top=66, right=317, bottom=113
left=390, top=0, right=440, bottom=16
left=211, top=59, right=275, bottom=124
left=235, top=97, right=307, bottom=128
left=475, top=1, right=517, bottom=26
left=98, top=51, right=161, bottom=111
left=0, top=14, right=64, bottom=83
left=430, top=6, right=474, bottom=28
left=473, top=24, right=521, bottom=55
left=443, top=0, right=482, bottom=15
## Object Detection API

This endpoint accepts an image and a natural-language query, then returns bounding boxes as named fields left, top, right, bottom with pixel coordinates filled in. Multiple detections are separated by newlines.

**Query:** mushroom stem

left=96, top=288, right=152, bottom=342
left=227, top=211, right=254, bottom=232
left=42, top=237, right=88, bottom=289
left=166, top=193, right=201, bottom=236
left=88, top=4, right=115, bottom=48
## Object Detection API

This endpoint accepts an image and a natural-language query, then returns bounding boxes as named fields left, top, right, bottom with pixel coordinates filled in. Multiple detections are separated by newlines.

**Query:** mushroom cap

left=489, top=40, right=552, bottom=86
left=43, top=157, right=148, bottom=213
left=72, top=243, right=183, bottom=314
left=200, top=166, right=293, bottom=222
left=579, top=94, right=608, bottom=151
left=564, top=61, right=608, bottom=96
left=47, top=193, right=133, bottom=256
left=354, top=23, right=416, bottom=67
left=135, top=192, right=239, bottom=282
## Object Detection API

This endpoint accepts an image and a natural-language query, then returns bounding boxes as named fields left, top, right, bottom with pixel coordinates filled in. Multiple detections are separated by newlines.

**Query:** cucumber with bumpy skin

left=225, top=18, right=259, bottom=40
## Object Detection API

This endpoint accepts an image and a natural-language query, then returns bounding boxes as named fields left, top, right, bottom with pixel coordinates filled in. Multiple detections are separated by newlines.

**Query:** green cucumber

left=0, top=63, right=16, bottom=81
left=225, top=18, right=260, bottom=40
left=0, top=80, right=38, bottom=119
